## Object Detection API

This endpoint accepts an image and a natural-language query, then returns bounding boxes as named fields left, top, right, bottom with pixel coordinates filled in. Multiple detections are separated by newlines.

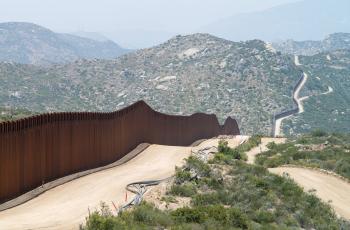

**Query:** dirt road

left=246, top=138, right=350, bottom=220
left=0, top=145, right=192, bottom=230
left=0, top=137, right=243, bottom=230
left=269, top=167, right=350, bottom=220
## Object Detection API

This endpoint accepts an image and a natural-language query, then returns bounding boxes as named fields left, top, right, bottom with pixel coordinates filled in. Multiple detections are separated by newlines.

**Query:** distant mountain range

left=202, top=0, right=350, bottom=42
left=273, top=33, right=350, bottom=56
left=0, top=34, right=303, bottom=135
left=72, top=31, right=111, bottom=42
left=1, top=23, right=349, bottom=134
left=0, top=22, right=129, bottom=65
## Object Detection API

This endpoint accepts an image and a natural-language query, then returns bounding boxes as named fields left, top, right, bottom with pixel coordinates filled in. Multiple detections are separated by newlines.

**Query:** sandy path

left=0, top=137, right=244, bottom=230
left=269, top=167, right=350, bottom=220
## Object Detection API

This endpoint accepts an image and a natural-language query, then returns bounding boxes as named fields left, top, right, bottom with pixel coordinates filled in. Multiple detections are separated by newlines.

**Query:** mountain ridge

left=0, top=33, right=302, bottom=135
left=0, top=22, right=129, bottom=65
left=202, top=0, right=350, bottom=42
left=273, top=33, right=350, bottom=56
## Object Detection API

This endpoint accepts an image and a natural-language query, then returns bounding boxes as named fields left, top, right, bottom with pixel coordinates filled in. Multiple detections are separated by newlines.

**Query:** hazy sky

left=0, top=0, right=300, bottom=47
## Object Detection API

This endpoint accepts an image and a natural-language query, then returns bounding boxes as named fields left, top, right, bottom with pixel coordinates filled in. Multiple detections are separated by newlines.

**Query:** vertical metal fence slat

left=0, top=101, right=239, bottom=203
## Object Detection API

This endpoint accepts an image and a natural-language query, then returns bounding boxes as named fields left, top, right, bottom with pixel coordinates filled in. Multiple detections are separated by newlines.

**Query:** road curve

left=246, top=138, right=350, bottom=220
left=269, top=167, right=350, bottom=220
left=274, top=55, right=308, bottom=137
left=0, top=137, right=243, bottom=230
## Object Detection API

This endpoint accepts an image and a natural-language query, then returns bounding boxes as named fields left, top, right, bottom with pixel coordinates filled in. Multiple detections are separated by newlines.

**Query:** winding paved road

left=274, top=55, right=309, bottom=137
left=274, top=55, right=335, bottom=137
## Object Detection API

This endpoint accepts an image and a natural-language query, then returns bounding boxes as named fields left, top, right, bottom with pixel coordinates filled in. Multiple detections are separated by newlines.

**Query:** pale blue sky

left=0, top=0, right=299, bottom=33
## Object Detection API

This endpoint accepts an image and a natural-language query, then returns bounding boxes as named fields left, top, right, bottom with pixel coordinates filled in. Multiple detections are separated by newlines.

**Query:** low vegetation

left=256, top=132, right=350, bottom=179
left=82, top=135, right=349, bottom=229
left=0, top=107, right=34, bottom=122
left=211, top=135, right=261, bottom=164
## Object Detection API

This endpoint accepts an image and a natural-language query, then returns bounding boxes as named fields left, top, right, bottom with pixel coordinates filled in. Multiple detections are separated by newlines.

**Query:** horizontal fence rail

left=0, top=100, right=239, bottom=203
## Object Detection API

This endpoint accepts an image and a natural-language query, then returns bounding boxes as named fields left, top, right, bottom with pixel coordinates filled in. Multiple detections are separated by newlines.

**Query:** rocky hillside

left=273, top=33, right=350, bottom=56
left=0, top=34, right=301, bottom=135
left=0, top=22, right=129, bottom=65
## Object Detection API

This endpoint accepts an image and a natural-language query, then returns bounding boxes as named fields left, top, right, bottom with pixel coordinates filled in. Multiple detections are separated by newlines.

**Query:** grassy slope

left=256, top=132, right=350, bottom=180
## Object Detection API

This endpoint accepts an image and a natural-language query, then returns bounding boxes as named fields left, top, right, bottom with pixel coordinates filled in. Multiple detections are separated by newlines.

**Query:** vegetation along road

left=247, top=137, right=350, bottom=220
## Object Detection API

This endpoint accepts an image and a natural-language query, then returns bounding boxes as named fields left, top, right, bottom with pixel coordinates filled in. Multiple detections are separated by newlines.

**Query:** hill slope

left=0, top=34, right=301, bottom=135
left=283, top=49, right=350, bottom=134
left=203, top=0, right=350, bottom=42
left=0, top=22, right=129, bottom=65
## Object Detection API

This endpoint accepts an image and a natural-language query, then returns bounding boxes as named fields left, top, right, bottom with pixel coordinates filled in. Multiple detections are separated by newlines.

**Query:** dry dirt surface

left=269, top=167, right=350, bottom=220
left=0, top=145, right=192, bottom=230
left=0, top=136, right=244, bottom=230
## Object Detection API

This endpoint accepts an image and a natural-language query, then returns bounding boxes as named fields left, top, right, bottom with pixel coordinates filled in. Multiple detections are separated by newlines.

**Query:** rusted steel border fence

left=0, top=101, right=239, bottom=203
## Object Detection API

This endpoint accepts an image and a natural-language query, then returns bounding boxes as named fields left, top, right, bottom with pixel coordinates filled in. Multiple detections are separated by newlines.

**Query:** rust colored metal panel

left=0, top=101, right=239, bottom=203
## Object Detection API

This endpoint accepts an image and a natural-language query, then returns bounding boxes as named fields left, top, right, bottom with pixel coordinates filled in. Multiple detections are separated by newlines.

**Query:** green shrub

left=171, top=207, right=206, bottom=223
left=267, top=142, right=277, bottom=150
left=227, top=208, right=250, bottom=229
left=218, top=140, right=230, bottom=153
left=192, top=192, right=222, bottom=206
left=131, top=203, right=173, bottom=226
left=311, top=129, right=327, bottom=137
left=216, top=140, right=248, bottom=162
left=253, top=210, right=275, bottom=224
left=175, top=167, right=192, bottom=184
left=170, top=184, right=197, bottom=197
left=83, top=212, right=127, bottom=230
left=186, top=156, right=211, bottom=177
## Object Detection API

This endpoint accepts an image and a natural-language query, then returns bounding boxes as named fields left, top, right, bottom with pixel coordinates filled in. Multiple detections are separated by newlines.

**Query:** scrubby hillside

left=257, top=132, right=350, bottom=179
left=283, top=50, right=350, bottom=134
left=0, top=34, right=301, bottom=134
left=82, top=136, right=350, bottom=229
